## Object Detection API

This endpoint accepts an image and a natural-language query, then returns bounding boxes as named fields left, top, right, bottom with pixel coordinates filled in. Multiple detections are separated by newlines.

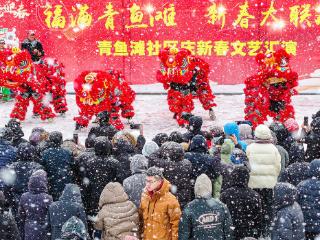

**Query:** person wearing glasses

left=140, top=166, right=181, bottom=240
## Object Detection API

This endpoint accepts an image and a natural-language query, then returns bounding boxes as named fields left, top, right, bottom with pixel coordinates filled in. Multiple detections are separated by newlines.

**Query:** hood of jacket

left=231, top=166, right=250, bottom=187
left=114, top=138, right=135, bottom=155
left=17, top=142, right=36, bottom=161
left=60, top=184, right=83, bottom=205
left=274, top=182, right=297, bottom=209
left=188, top=116, right=203, bottom=133
left=28, top=170, right=48, bottom=194
left=189, top=135, right=208, bottom=153
left=160, top=141, right=185, bottom=162
left=94, top=136, right=112, bottom=156
left=194, top=174, right=212, bottom=199
left=310, top=159, right=320, bottom=179
left=99, top=182, right=129, bottom=207
left=130, top=154, right=148, bottom=174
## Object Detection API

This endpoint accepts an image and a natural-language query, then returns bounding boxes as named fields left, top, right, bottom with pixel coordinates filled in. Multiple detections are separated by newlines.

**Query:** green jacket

left=178, top=198, right=234, bottom=240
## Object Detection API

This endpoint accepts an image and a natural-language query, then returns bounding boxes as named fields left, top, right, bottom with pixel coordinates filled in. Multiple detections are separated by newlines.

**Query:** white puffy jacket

left=247, top=142, right=281, bottom=189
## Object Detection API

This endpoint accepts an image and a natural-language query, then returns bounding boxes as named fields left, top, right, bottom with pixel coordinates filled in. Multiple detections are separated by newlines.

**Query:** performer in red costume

left=0, top=49, right=68, bottom=121
left=156, top=47, right=216, bottom=126
left=74, top=70, right=135, bottom=130
left=244, top=48, right=298, bottom=128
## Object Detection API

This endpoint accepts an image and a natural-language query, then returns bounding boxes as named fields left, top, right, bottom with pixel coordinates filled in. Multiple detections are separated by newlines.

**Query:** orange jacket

left=140, top=179, right=181, bottom=240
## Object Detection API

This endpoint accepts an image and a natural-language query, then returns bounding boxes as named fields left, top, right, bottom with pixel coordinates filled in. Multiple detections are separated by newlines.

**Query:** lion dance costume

left=157, top=47, right=216, bottom=126
left=74, top=70, right=135, bottom=130
left=0, top=48, right=67, bottom=121
left=244, top=48, right=298, bottom=128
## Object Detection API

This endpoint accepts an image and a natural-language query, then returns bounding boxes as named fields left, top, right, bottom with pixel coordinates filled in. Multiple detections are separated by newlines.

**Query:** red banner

left=0, top=0, right=319, bottom=84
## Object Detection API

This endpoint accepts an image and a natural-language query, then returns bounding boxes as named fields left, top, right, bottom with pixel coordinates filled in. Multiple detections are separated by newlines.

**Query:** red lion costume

left=0, top=48, right=67, bottom=121
left=157, top=47, right=216, bottom=126
left=73, top=70, right=135, bottom=130
left=244, top=48, right=298, bottom=128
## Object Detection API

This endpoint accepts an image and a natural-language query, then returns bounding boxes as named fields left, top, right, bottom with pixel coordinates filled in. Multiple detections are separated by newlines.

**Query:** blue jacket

left=223, top=122, right=247, bottom=151
left=0, top=139, right=16, bottom=168
left=47, top=184, right=87, bottom=240
left=298, top=159, right=320, bottom=233
left=42, top=147, right=74, bottom=200
left=271, top=182, right=305, bottom=240
left=185, top=135, right=221, bottom=181
left=18, top=171, right=52, bottom=240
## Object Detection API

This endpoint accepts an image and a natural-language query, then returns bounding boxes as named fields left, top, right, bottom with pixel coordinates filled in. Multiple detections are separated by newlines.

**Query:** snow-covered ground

left=0, top=93, right=319, bottom=145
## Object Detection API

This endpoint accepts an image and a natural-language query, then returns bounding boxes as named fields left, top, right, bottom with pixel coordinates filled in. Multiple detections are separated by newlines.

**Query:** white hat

left=142, top=141, right=159, bottom=157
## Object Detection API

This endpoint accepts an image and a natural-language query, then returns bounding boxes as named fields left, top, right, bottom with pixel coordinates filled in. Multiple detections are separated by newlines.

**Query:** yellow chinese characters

left=97, top=40, right=297, bottom=57
left=44, top=4, right=66, bottom=29
left=260, top=0, right=279, bottom=26
left=98, top=3, right=119, bottom=30
left=205, top=3, right=226, bottom=29
left=233, top=1, right=255, bottom=29
left=290, top=4, right=312, bottom=27
left=70, top=4, right=92, bottom=28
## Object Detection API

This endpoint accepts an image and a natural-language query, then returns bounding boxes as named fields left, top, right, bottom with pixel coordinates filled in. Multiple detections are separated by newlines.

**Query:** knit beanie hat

left=142, top=141, right=159, bottom=157
left=194, top=174, right=212, bottom=199
left=254, top=124, right=272, bottom=140
left=284, top=118, right=299, bottom=133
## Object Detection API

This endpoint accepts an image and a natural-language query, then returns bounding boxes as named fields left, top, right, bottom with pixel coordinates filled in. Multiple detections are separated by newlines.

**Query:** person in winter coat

left=151, top=141, right=193, bottom=208
left=269, top=122, right=292, bottom=152
left=60, top=216, right=88, bottom=240
left=0, top=127, right=16, bottom=189
left=113, top=138, right=136, bottom=183
left=239, top=123, right=255, bottom=145
left=21, top=30, right=45, bottom=62
left=94, top=182, right=139, bottom=239
left=47, top=184, right=87, bottom=240
left=271, top=182, right=305, bottom=240
left=41, top=131, right=74, bottom=200
left=220, top=166, right=262, bottom=240
left=74, top=136, right=95, bottom=185
left=298, top=159, right=320, bottom=239
left=182, top=116, right=205, bottom=143
left=18, top=170, right=53, bottom=240
left=6, top=142, right=43, bottom=217
left=29, top=127, right=48, bottom=147
left=271, top=131, right=290, bottom=172
left=123, top=154, right=148, bottom=207
left=84, top=136, right=120, bottom=216
left=246, top=124, right=281, bottom=236
left=142, top=141, right=159, bottom=158
left=179, top=174, right=234, bottom=240
left=5, top=119, right=28, bottom=148
left=140, top=167, right=181, bottom=240
left=224, top=122, right=247, bottom=151
left=62, top=140, right=85, bottom=158
left=152, top=132, right=169, bottom=147
left=305, top=117, right=320, bottom=162
left=168, top=131, right=184, bottom=143
left=279, top=144, right=310, bottom=186
left=184, top=135, right=221, bottom=197
left=87, top=110, right=118, bottom=139
left=220, top=139, right=235, bottom=163
left=0, top=191, right=21, bottom=240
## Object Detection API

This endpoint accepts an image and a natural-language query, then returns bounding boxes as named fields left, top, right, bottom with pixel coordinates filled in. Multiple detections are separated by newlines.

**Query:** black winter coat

left=185, top=135, right=221, bottom=182
left=84, top=137, right=120, bottom=214
left=220, top=166, right=263, bottom=239
left=152, top=141, right=193, bottom=208
left=271, top=183, right=305, bottom=240
left=279, top=162, right=310, bottom=187
left=113, top=139, right=136, bottom=183
left=0, top=192, right=20, bottom=240
left=41, top=146, right=74, bottom=200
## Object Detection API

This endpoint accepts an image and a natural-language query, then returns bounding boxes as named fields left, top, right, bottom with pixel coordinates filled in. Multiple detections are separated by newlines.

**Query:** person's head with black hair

left=145, top=166, right=164, bottom=192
